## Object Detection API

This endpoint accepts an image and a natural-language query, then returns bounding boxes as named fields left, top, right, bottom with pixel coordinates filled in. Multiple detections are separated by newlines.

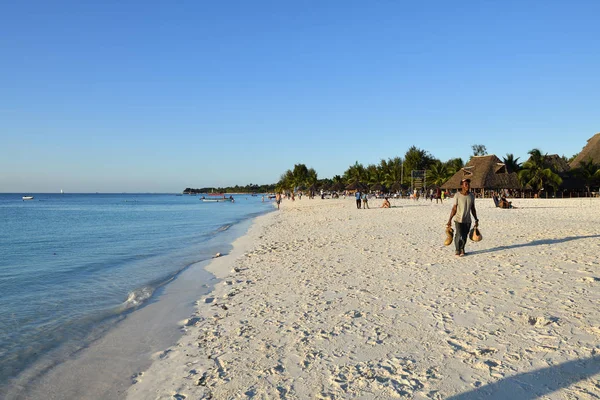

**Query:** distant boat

left=201, top=197, right=234, bottom=203
left=60, top=189, right=64, bottom=194
left=22, top=196, right=34, bottom=201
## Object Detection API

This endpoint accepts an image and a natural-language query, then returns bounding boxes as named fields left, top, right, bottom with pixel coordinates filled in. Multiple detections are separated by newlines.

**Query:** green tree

left=518, top=149, right=563, bottom=196
left=428, top=160, right=451, bottom=186
left=472, top=144, right=487, bottom=156
left=381, top=157, right=403, bottom=187
left=366, top=164, right=384, bottom=186
left=502, top=153, right=522, bottom=173
left=403, top=146, right=434, bottom=181
left=306, top=167, right=318, bottom=189
left=291, top=164, right=309, bottom=189
left=343, top=161, right=367, bottom=184
left=444, top=158, right=464, bottom=175
left=572, top=158, right=600, bottom=194
left=277, top=169, right=294, bottom=192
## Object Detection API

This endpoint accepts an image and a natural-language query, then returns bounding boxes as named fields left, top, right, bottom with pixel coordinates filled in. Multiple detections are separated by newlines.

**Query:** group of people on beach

left=410, top=187, right=447, bottom=202
left=275, top=179, right=484, bottom=258
left=354, top=191, right=370, bottom=209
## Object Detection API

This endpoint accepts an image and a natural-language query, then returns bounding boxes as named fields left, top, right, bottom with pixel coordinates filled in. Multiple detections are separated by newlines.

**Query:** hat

left=461, top=178, right=471, bottom=183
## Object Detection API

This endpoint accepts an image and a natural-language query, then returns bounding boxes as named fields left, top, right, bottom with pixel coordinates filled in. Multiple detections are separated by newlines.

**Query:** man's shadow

left=447, top=355, right=600, bottom=399
left=469, top=235, right=600, bottom=255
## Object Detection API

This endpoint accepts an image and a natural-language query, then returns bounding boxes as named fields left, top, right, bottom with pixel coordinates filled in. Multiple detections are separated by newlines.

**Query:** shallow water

left=0, top=193, right=272, bottom=386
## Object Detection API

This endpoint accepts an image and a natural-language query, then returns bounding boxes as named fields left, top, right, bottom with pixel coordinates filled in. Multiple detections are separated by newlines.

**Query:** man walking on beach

left=446, top=178, right=478, bottom=257
left=355, top=190, right=362, bottom=209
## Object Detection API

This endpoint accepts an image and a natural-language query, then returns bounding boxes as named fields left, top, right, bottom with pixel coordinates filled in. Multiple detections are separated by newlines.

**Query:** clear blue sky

left=2, top=0, right=598, bottom=192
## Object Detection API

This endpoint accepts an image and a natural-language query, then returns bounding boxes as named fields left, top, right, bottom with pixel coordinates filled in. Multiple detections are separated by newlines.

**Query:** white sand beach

left=127, top=197, right=600, bottom=399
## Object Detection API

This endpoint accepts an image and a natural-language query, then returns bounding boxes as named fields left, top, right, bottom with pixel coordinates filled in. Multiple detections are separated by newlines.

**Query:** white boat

left=201, top=198, right=234, bottom=203
left=22, top=196, right=34, bottom=200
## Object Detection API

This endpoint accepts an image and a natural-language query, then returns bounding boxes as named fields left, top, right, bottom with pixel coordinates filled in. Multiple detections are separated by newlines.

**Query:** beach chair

left=492, top=195, right=500, bottom=207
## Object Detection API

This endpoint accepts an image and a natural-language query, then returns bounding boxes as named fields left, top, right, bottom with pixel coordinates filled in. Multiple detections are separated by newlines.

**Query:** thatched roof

left=441, top=155, right=521, bottom=190
left=570, top=133, right=600, bottom=168
left=390, top=182, right=404, bottom=192
left=331, top=182, right=346, bottom=192
left=543, top=154, right=570, bottom=174
left=346, top=181, right=368, bottom=191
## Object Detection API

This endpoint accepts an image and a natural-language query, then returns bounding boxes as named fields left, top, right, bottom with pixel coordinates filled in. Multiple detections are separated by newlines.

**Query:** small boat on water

left=22, top=196, right=34, bottom=201
left=201, top=198, right=234, bottom=203
left=201, top=195, right=235, bottom=203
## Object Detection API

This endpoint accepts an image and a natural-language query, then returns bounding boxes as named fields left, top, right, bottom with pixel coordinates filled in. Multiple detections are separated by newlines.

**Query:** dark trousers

left=454, top=221, right=471, bottom=253
left=356, top=199, right=361, bottom=209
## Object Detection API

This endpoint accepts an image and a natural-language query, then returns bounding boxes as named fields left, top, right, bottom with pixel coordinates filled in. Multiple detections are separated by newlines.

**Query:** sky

left=1, top=0, right=599, bottom=193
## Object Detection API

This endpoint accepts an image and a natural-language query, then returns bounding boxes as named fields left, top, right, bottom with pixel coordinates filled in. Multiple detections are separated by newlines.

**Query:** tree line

left=183, top=183, right=276, bottom=194
left=183, top=144, right=599, bottom=195
left=274, top=145, right=600, bottom=195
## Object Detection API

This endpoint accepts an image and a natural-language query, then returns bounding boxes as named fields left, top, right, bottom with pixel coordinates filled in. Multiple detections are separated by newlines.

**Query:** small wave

left=120, top=286, right=154, bottom=310
left=217, top=224, right=232, bottom=232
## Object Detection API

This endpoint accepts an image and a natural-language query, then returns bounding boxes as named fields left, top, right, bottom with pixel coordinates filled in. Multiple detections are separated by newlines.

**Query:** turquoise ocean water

left=0, top=193, right=272, bottom=388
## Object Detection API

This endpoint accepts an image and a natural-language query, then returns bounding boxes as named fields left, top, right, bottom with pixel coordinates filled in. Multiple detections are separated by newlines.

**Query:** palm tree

left=428, top=161, right=451, bottom=187
left=445, top=158, right=464, bottom=175
left=503, top=153, right=522, bottom=173
left=291, top=164, right=309, bottom=189
left=306, top=168, right=318, bottom=189
left=343, top=161, right=367, bottom=185
left=573, top=158, right=600, bottom=194
left=366, top=164, right=384, bottom=187
left=381, top=157, right=403, bottom=188
left=404, top=146, right=435, bottom=175
left=276, top=170, right=294, bottom=192
left=518, top=149, right=562, bottom=196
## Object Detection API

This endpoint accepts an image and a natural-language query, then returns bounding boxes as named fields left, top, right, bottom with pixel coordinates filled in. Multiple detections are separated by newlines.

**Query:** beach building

left=569, top=132, right=600, bottom=168
left=441, top=154, right=521, bottom=197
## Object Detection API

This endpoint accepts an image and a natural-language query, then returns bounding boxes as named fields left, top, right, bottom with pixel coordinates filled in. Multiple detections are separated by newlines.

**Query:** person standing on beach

left=362, top=192, right=369, bottom=209
left=446, top=178, right=478, bottom=257
left=355, top=190, right=362, bottom=209
left=436, top=187, right=442, bottom=204
left=275, top=193, right=281, bottom=210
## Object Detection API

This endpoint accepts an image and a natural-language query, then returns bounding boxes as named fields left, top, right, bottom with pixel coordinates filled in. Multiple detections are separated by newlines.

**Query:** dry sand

left=127, top=196, right=600, bottom=399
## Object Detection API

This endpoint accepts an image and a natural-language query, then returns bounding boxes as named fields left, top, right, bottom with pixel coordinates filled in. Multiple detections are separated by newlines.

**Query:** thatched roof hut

left=331, top=182, right=346, bottom=192
left=543, top=154, right=571, bottom=174
left=370, top=183, right=384, bottom=192
left=390, top=182, right=403, bottom=192
left=569, top=132, right=600, bottom=168
left=346, top=181, right=368, bottom=191
left=441, top=155, right=521, bottom=190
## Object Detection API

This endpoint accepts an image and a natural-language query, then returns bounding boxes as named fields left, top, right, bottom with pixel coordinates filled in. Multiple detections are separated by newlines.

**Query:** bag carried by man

left=444, top=226, right=454, bottom=246
left=469, top=226, right=483, bottom=242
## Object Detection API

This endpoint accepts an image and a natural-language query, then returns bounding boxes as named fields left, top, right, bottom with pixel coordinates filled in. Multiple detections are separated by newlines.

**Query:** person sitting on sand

left=381, top=197, right=391, bottom=208
left=499, top=195, right=517, bottom=209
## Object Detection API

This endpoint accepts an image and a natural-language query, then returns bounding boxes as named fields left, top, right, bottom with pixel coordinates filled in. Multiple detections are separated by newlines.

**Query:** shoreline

left=127, top=197, right=599, bottom=399
left=1, top=208, right=275, bottom=400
